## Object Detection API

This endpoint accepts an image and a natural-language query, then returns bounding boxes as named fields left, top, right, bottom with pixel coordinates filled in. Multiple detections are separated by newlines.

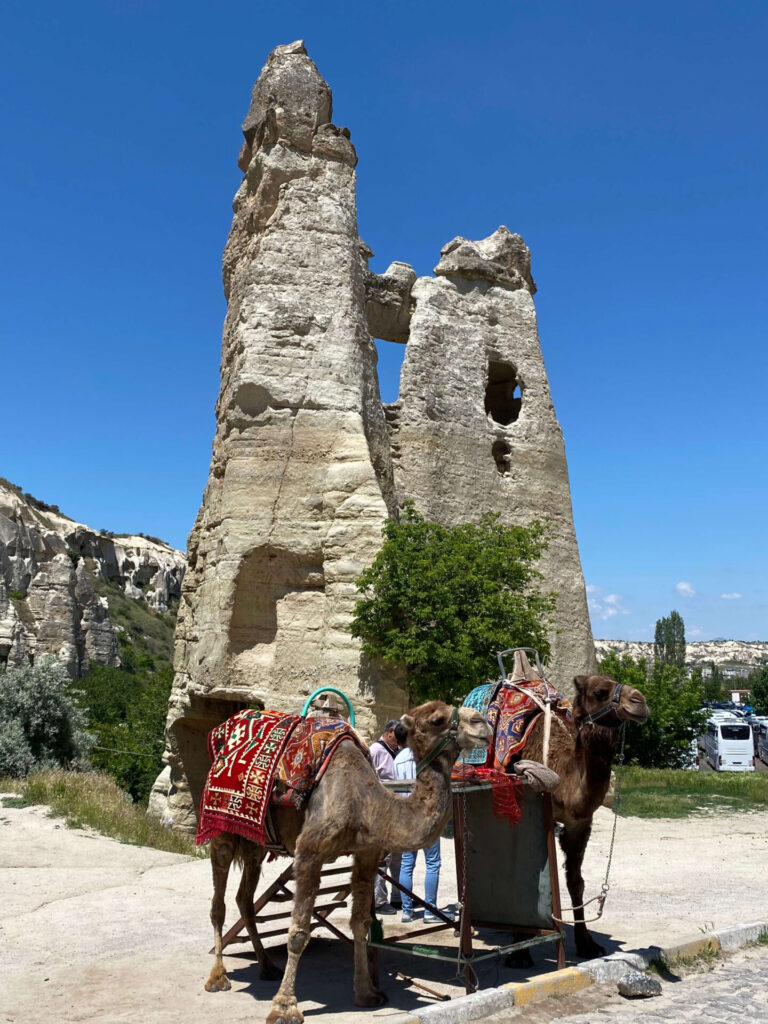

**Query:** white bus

left=700, top=717, right=754, bottom=772
left=755, top=722, right=768, bottom=767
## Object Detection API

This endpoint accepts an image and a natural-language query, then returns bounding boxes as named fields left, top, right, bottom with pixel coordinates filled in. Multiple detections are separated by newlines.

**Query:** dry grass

left=1, top=769, right=204, bottom=857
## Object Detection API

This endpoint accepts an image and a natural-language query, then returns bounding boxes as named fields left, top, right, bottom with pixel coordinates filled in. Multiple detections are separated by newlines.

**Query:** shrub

left=0, top=658, right=94, bottom=776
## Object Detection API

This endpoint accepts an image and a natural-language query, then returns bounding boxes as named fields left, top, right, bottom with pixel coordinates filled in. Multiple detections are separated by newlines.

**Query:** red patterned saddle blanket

left=488, top=680, right=572, bottom=771
left=195, top=709, right=366, bottom=847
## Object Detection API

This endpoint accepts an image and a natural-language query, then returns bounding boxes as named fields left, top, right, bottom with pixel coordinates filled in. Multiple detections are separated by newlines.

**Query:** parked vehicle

left=756, top=722, right=768, bottom=766
left=700, top=716, right=754, bottom=772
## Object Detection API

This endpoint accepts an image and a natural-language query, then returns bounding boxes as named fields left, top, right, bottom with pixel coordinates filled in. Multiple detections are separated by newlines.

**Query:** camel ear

left=400, top=714, right=415, bottom=731
left=573, top=675, right=589, bottom=694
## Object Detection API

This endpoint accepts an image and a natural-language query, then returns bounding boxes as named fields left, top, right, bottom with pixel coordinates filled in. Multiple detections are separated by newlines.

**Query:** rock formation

left=161, top=42, right=596, bottom=832
left=0, top=478, right=184, bottom=676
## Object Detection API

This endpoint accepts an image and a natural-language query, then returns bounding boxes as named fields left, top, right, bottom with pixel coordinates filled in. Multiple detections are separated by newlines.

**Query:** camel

left=204, top=700, right=492, bottom=1024
left=517, top=673, right=650, bottom=959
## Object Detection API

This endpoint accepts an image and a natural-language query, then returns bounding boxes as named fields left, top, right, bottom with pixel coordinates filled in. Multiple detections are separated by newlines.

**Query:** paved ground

left=481, top=945, right=768, bottom=1023
left=1, top=797, right=767, bottom=1024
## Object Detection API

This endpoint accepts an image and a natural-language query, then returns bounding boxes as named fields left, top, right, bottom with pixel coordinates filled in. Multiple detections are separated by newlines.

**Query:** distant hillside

left=0, top=477, right=185, bottom=677
left=595, top=638, right=768, bottom=678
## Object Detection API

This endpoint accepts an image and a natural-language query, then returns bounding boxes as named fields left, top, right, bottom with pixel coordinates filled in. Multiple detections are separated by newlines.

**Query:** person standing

left=393, top=724, right=447, bottom=924
left=370, top=719, right=402, bottom=913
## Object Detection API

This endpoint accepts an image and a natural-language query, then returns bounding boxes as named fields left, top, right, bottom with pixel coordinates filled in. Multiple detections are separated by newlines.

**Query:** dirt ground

left=1, top=797, right=766, bottom=1024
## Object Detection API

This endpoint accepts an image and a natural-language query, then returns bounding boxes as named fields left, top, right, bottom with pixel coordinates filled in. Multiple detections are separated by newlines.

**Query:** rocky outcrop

left=0, top=479, right=185, bottom=676
left=160, top=43, right=595, bottom=832
left=165, top=40, right=407, bottom=833
left=595, top=639, right=768, bottom=673
left=384, top=226, right=596, bottom=690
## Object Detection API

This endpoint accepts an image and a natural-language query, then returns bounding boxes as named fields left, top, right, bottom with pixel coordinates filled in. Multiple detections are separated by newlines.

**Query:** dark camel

left=520, top=673, right=650, bottom=958
left=204, top=700, right=491, bottom=1024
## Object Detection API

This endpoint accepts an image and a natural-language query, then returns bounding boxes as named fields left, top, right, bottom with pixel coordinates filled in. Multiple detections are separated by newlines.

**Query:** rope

left=92, top=745, right=160, bottom=759
left=551, top=721, right=627, bottom=926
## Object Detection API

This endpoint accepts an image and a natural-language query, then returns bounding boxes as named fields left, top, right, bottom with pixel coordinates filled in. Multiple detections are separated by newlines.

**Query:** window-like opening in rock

left=492, top=440, right=512, bottom=475
left=485, top=361, right=522, bottom=425
left=229, top=545, right=325, bottom=655
left=375, top=339, right=407, bottom=404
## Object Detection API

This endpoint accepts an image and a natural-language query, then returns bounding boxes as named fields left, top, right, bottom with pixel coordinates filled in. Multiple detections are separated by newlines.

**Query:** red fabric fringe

left=451, top=764, right=523, bottom=827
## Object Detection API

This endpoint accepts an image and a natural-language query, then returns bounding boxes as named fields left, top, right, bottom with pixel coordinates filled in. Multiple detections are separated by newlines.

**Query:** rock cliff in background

left=162, top=42, right=595, bottom=832
left=0, top=478, right=185, bottom=676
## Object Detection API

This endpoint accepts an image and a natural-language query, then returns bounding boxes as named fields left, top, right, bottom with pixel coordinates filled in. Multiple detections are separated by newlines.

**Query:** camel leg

left=560, top=821, right=605, bottom=958
left=205, top=834, right=236, bottom=992
left=236, top=840, right=283, bottom=981
left=266, top=846, right=322, bottom=1024
left=350, top=850, right=386, bottom=1007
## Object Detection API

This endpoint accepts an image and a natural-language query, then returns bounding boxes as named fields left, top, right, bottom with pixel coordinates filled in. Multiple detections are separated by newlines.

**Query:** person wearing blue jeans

left=393, top=727, right=450, bottom=924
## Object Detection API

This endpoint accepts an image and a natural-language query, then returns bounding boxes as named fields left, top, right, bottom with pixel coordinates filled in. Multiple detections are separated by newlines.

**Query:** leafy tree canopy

left=654, top=609, right=686, bottom=669
left=350, top=502, right=556, bottom=705
left=599, top=650, right=706, bottom=769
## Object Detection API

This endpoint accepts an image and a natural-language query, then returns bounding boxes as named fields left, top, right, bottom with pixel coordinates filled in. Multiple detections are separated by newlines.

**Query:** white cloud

left=688, top=626, right=705, bottom=637
left=586, top=585, right=629, bottom=621
left=675, top=581, right=696, bottom=597
left=720, top=592, right=742, bottom=600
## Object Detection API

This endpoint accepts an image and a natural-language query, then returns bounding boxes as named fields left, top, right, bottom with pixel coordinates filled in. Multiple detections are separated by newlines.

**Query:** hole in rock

left=375, top=339, right=406, bottom=404
left=492, top=440, right=512, bottom=475
left=485, top=361, right=522, bottom=425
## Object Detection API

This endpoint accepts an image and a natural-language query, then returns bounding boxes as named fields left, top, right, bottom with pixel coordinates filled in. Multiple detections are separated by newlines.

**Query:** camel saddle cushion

left=489, top=680, right=572, bottom=770
left=460, top=680, right=572, bottom=771
left=196, top=709, right=366, bottom=847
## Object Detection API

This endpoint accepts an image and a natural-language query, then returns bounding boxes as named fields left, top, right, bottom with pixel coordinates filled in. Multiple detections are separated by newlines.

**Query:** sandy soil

left=1, top=798, right=766, bottom=1024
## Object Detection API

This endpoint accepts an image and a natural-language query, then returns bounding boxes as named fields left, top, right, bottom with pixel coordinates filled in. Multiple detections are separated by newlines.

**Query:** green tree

left=702, top=660, right=725, bottom=702
left=0, top=658, right=94, bottom=777
left=653, top=610, right=687, bottom=669
left=350, top=503, right=555, bottom=705
left=77, top=659, right=172, bottom=804
left=599, top=651, right=706, bottom=768
left=748, top=666, right=768, bottom=715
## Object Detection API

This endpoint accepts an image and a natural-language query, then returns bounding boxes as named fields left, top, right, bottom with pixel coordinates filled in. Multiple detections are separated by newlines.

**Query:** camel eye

left=595, top=690, right=608, bottom=700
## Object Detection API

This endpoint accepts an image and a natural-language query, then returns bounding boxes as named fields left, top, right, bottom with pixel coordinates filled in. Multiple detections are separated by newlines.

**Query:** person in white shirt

left=370, top=720, right=402, bottom=913
left=393, top=722, right=445, bottom=924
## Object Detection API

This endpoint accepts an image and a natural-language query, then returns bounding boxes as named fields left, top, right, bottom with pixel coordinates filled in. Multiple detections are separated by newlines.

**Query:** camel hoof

left=575, top=939, right=606, bottom=959
left=267, top=1002, right=303, bottom=1024
left=354, top=991, right=387, bottom=1008
left=505, top=949, right=534, bottom=969
left=204, top=964, right=231, bottom=992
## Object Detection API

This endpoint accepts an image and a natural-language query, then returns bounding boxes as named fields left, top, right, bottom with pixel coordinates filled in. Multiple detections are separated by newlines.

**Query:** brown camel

left=204, top=700, right=492, bottom=1024
left=519, top=673, right=650, bottom=959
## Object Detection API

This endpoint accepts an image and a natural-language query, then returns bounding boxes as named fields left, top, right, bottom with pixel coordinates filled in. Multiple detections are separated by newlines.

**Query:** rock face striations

left=162, top=42, right=596, bottom=831
left=0, top=478, right=185, bottom=676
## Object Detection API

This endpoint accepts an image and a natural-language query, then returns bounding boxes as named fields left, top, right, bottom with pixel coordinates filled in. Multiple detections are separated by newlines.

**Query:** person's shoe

left=423, top=908, right=454, bottom=923
left=400, top=910, right=413, bottom=923
left=376, top=904, right=397, bottom=916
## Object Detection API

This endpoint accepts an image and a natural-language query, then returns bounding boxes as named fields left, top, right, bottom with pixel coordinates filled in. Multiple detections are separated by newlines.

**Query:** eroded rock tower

left=162, top=42, right=595, bottom=831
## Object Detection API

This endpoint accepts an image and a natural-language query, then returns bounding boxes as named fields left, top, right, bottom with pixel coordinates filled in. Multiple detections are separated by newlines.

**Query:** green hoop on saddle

left=300, top=686, right=356, bottom=728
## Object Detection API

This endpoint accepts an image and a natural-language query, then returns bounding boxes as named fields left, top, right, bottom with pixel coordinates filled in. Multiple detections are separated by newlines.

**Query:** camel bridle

left=414, top=705, right=460, bottom=776
left=579, top=681, right=626, bottom=729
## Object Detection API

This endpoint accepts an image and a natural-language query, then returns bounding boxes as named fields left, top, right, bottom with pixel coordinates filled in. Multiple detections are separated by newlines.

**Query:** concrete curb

left=383, top=919, right=768, bottom=1024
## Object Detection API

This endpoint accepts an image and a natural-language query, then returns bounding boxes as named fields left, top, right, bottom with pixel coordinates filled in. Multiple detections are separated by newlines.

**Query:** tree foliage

left=702, top=660, right=726, bottom=701
left=599, top=650, right=706, bottom=768
left=653, top=609, right=686, bottom=669
left=748, top=666, right=768, bottom=715
left=350, top=503, right=556, bottom=705
left=77, top=652, right=172, bottom=805
left=0, top=658, right=94, bottom=777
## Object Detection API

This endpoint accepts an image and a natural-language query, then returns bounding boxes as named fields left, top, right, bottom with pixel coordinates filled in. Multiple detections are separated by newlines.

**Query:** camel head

left=573, top=674, right=650, bottom=729
left=400, top=700, right=491, bottom=766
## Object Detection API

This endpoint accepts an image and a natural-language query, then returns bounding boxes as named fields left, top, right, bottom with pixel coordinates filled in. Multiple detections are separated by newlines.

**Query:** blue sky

left=1, top=1, right=766, bottom=642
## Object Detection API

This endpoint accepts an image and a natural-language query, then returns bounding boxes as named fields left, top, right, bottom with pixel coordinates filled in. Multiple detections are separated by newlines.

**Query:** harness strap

left=580, top=682, right=625, bottom=728
left=415, top=706, right=460, bottom=775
